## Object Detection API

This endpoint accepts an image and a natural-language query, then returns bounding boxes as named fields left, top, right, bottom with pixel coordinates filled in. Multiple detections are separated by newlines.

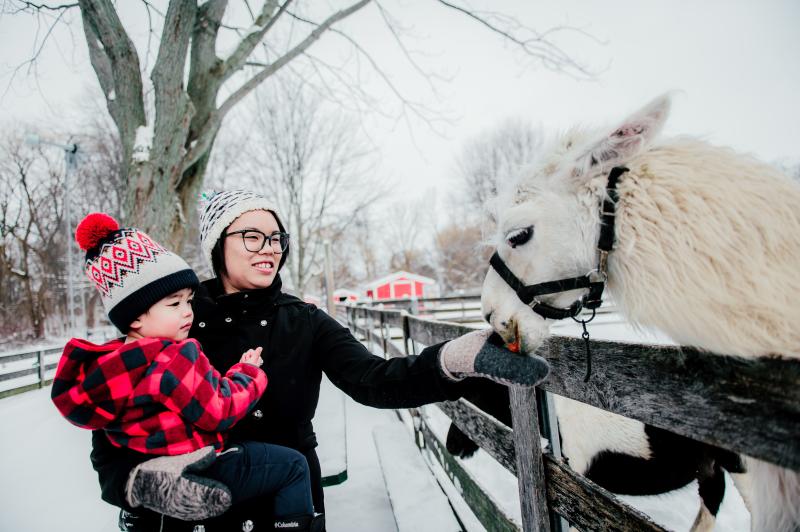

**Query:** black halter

left=489, top=166, right=628, bottom=321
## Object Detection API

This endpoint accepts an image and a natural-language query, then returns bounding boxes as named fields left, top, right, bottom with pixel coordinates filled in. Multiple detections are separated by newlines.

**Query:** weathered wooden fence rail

left=337, top=302, right=800, bottom=532
left=0, top=345, right=63, bottom=399
left=0, top=327, right=117, bottom=400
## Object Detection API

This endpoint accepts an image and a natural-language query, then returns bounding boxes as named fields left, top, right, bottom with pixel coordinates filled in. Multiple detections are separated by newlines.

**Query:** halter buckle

left=597, top=249, right=609, bottom=276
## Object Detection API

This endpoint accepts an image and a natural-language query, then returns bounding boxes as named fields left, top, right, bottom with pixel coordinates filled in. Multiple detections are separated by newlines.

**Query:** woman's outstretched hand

left=439, top=329, right=550, bottom=387
left=125, top=446, right=232, bottom=521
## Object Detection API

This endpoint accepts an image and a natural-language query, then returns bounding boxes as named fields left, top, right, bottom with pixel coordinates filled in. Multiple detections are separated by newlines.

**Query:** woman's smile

left=253, top=260, right=275, bottom=273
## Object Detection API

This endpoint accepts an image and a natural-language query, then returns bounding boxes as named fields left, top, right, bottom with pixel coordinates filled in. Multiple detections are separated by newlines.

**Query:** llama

left=479, top=94, right=800, bottom=531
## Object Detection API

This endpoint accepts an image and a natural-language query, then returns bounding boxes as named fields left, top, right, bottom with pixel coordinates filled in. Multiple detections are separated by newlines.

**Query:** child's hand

left=240, top=347, right=263, bottom=367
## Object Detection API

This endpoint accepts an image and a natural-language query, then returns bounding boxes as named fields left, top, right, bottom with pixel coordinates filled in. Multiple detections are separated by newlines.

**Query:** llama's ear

left=578, top=94, right=672, bottom=171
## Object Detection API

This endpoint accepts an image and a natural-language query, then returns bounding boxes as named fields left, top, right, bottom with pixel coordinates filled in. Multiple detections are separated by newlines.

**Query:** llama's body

left=480, top=94, right=800, bottom=531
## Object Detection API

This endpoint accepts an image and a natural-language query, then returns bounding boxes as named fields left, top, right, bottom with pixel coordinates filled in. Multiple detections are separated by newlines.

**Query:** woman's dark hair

left=210, top=237, right=227, bottom=279
left=210, top=210, right=290, bottom=280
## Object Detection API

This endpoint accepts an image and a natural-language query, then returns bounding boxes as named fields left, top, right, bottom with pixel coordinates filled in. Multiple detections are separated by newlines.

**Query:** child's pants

left=204, top=440, right=314, bottom=518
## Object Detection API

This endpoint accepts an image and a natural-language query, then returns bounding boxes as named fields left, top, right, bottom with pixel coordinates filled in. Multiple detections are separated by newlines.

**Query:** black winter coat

left=90, top=275, right=463, bottom=519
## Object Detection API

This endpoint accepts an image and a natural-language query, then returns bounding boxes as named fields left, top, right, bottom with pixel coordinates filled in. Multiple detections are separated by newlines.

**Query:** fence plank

left=543, top=455, right=667, bottom=532
left=406, top=316, right=474, bottom=347
left=538, top=336, right=800, bottom=470
left=510, top=386, right=551, bottom=532
left=0, top=367, right=39, bottom=382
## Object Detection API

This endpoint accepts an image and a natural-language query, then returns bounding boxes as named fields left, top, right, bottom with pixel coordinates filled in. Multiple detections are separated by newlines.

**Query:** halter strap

left=489, top=166, right=628, bottom=320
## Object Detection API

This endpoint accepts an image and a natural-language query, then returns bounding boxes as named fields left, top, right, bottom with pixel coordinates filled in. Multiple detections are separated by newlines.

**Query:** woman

left=91, top=190, right=549, bottom=531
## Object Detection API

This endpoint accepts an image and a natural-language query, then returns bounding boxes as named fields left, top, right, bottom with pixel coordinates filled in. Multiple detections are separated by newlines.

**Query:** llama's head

left=481, top=94, right=672, bottom=353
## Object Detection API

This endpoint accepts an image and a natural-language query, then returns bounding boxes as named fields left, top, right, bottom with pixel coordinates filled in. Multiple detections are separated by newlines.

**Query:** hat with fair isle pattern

left=198, top=190, right=287, bottom=270
left=75, top=213, right=199, bottom=332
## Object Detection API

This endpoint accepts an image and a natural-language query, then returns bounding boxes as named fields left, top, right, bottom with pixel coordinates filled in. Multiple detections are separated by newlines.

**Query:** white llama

left=480, top=94, right=800, bottom=531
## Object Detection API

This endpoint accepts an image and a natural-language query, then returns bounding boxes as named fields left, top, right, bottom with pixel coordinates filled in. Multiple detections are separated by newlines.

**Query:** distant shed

left=364, top=271, right=437, bottom=301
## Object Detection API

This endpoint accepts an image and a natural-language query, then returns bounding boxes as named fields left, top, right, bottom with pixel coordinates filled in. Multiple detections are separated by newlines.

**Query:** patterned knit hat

left=198, top=190, right=288, bottom=270
left=75, top=213, right=199, bottom=332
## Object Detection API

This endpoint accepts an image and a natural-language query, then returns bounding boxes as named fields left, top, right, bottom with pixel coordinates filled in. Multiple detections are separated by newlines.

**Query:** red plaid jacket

left=51, top=337, right=267, bottom=455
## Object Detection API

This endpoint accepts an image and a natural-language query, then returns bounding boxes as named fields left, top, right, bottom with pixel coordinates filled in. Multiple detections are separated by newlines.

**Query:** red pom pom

left=75, top=213, right=119, bottom=251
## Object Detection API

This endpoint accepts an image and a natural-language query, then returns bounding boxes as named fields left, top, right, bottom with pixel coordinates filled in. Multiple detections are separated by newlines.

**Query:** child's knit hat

left=198, top=190, right=288, bottom=270
left=75, top=213, right=199, bottom=332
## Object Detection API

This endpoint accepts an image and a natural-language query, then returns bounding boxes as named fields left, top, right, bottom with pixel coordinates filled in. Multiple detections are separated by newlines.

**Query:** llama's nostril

left=500, top=321, right=508, bottom=329
left=484, top=312, right=493, bottom=324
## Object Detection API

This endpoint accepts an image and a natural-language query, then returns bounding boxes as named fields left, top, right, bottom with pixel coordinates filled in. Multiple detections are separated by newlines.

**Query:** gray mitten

left=125, top=446, right=232, bottom=521
left=439, top=328, right=550, bottom=387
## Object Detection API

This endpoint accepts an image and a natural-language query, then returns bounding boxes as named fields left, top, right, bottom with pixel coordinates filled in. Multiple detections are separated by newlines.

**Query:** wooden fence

left=0, top=344, right=63, bottom=400
left=337, top=301, right=800, bottom=532
left=0, top=327, right=117, bottom=400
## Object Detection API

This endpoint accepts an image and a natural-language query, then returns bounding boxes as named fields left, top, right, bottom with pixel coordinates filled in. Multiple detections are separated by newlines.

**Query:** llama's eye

left=506, top=226, right=533, bottom=248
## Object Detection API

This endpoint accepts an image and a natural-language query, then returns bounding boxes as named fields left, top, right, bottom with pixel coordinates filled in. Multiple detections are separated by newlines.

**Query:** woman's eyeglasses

left=225, top=230, right=290, bottom=254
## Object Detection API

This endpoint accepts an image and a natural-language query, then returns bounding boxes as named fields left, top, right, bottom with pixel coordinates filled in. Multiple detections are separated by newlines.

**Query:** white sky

left=1, top=1, right=798, bottom=219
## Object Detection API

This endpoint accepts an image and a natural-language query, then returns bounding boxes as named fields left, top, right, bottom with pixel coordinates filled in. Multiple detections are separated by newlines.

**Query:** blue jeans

left=204, top=441, right=314, bottom=518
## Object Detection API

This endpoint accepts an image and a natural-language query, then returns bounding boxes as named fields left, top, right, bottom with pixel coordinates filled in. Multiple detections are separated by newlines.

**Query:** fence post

left=37, top=350, right=45, bottom=388
left=380, top=313, right=388, bottom=358
left=401, top=313, right=412, bottom=356
left=537, top=389, right=568, bottom=532
left=510, top=386, right=551, bottom=532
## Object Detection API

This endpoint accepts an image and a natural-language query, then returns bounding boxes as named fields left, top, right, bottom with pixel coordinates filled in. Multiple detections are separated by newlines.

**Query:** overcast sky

left=1, top=1, right=798, bottom=219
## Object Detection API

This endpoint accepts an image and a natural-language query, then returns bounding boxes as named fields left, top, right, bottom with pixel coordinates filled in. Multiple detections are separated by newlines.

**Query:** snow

left=373, top=423, right=461, bottom=531
left=323, top=396, right=401, bottom=532
left=0, top=388, right=118, bottom=532
left=107, top=90, right=116, bottom=101
left=316, top=375, right=347, bottom=478
left=131, top=125, right=153, bottom=163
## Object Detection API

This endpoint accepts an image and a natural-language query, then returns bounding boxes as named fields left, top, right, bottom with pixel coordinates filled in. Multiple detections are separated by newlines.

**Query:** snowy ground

left=0, top=381, right=415, bottom=532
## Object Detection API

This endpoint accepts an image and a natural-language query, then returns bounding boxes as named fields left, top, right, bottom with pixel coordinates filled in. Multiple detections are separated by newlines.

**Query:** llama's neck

left=603, top=139, right=800, bottom=358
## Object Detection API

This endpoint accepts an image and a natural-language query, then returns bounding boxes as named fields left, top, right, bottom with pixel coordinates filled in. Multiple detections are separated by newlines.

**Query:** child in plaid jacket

left=51, top=213, right=318, bottom=530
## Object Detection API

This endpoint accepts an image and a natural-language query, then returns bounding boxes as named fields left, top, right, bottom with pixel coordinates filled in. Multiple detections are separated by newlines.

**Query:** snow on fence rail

left=337, top=302, right=800, bottom=532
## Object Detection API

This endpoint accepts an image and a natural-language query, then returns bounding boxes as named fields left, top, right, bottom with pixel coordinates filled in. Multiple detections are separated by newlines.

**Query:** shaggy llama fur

left=481, top=94, right=800, bottom=531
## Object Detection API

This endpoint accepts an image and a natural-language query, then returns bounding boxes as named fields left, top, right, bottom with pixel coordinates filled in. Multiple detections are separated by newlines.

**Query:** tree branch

left=78, top=0, right=146, bottom=161
left=220, top=0, right=287, bottom=82
left=10, top=1, right=78, bottom=12
left=217, top=0, right=371, bottom=119
left=150, top=0, right=196, bottom=178
left=435, top=0, right=592, bottom=77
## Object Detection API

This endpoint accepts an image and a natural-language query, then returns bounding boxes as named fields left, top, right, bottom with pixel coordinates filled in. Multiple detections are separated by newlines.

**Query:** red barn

left=364, top=271, right=437, bottom=301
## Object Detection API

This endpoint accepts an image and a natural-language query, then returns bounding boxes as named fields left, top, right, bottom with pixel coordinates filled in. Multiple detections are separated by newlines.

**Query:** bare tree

left=381, top=196, right=437, bottom=279
left=456, top=118, right=544, bottom=222
left=0, top=117, right=124, bottom=343
left=5, top=1, right=592, bottom=250
left=217, top=76, right=379, bottom=295
left=434, top=221, right=491, bottom=294
left=0, top=133, right=66, bottom=339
